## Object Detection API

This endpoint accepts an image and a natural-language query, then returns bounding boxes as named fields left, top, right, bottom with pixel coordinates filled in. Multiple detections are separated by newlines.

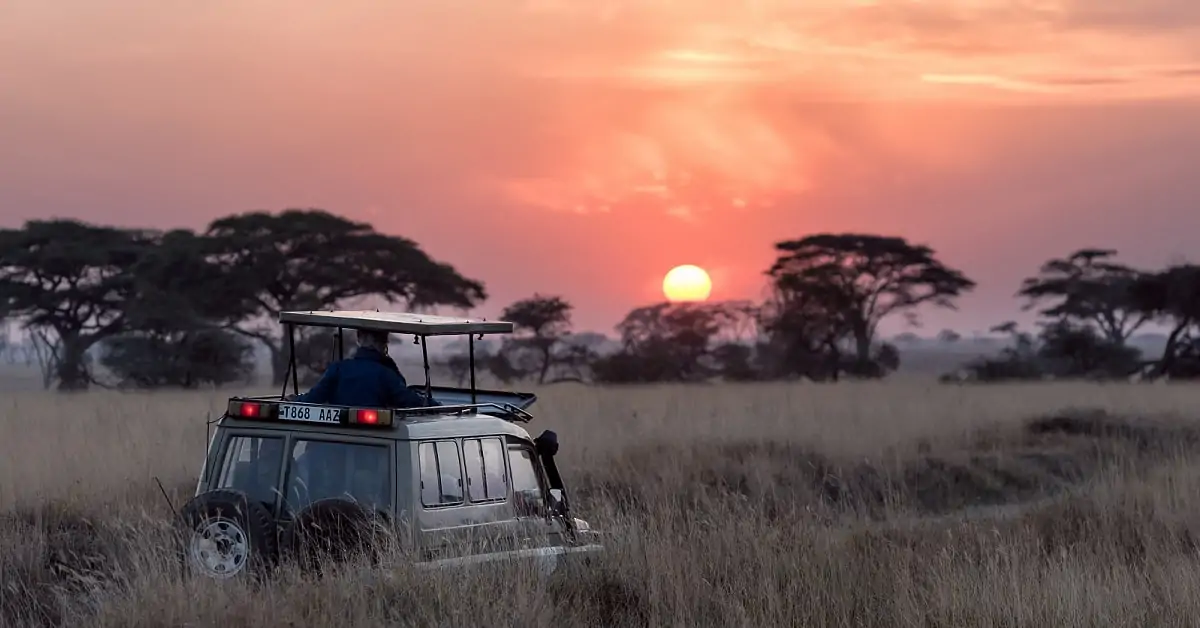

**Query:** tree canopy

left=1018, top=248, right=1149, bottom=345
left=206, top=208, right=487, bottom=383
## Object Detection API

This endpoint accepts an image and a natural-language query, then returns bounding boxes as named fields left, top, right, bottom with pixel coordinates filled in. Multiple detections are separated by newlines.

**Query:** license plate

left=277, top=404, right=342, bottom=424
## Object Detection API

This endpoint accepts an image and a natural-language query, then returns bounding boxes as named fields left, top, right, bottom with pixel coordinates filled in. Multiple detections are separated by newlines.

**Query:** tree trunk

left=55, top=337, right=90, bottom=392
left=853, top=326, right=873, bottom=370
left=1156, top=318, right=1192, bottom=377
left=537, top=346, right=552, bottom=384
left=824, top=338, right=842, bottom=382
left=1097, top=312, right=1123, bottom=346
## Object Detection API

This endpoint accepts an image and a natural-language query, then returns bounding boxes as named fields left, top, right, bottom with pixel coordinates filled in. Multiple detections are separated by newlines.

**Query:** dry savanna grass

left=4, top=381, right=1200, bottom=627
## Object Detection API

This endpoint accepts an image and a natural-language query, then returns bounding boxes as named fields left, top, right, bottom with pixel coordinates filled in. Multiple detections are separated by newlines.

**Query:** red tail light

left=239, top=402, right=262, bottom=417
left=349, top=407, right=392, bottom=426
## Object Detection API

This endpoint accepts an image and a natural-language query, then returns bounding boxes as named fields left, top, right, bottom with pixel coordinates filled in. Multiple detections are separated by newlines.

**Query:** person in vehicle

left=290, top=329, right=435, bottom=409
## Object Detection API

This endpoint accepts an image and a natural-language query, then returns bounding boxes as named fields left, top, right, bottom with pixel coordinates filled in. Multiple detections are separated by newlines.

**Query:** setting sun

left=662, top=264, right=712, bottom=302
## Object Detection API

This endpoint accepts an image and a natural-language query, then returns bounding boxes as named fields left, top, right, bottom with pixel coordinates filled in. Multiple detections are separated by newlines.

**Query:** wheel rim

left=188, top=517, right=250, bottom=579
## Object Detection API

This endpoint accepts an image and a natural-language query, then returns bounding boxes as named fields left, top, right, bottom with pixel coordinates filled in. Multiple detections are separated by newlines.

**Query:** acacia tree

left=767, top=233, right=975, bottom=368
left=592, top=301, right=746, bottom=383
left=100, top=230, right=258, bottom=389
left=756, top=279, right=852, bottom=380
left=0, top=220, right=151, bottom=390
left=1128, top=264, right=1200, bottom=377
left=1018, top=248, right=1149, bottom=345
left=206, top=209, right=488, bottom=383
left=499, top=294, right=574, bottom=384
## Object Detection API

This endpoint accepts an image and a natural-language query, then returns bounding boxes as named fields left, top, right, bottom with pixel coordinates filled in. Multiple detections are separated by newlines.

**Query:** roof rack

left=399, top=402, right=534, bottom=424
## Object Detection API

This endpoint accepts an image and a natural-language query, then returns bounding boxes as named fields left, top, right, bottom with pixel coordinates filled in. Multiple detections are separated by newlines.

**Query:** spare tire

left=177, top=489, right=278, bottom=580
left=281, top=498, right=385, bottom=573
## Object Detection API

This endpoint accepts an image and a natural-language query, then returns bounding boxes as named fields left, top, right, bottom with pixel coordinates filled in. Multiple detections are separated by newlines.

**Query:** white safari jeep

left=179, top=310, right=602, bottom=580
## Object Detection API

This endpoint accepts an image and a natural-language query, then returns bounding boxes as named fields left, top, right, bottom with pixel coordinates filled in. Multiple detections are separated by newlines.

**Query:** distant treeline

left=1, top=211, right=1197, bottom=391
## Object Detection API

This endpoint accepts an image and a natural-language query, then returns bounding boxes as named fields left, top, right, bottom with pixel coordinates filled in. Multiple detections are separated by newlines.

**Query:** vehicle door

left=414, top=437, right=524, bottom=561
left=277, top=435, right=395, bottom=527
left=504, top=437, right=570, bottom=549
left=204, top=429, right=289, bottom=518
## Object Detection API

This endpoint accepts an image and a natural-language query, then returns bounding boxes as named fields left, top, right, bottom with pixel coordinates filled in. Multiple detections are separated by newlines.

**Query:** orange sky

left=2, top=0, right=1200, bottom=334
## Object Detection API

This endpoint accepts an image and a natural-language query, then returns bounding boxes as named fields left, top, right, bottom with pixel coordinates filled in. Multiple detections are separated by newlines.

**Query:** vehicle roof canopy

left=278, top=310, right=513, bottom=336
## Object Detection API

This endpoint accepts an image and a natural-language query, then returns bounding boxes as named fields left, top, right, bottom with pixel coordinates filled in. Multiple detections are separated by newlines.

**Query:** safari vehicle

left=178, top=310, right=602, bottom=580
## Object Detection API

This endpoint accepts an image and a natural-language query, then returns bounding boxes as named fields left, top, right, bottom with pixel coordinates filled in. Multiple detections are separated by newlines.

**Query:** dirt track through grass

left=4, top=381, right=1200, bottom=626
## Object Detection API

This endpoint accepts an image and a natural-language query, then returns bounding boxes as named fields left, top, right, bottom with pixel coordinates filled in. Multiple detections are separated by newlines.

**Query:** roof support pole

left=420, top=335, right=433, bottom=404
left=469, top=333, right=478, bottom=404
left=288, top=323, right=300, bottom=397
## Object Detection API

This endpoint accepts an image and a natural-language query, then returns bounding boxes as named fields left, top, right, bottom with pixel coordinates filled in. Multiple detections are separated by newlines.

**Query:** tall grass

left=3, top=381, right=1200, bottom=626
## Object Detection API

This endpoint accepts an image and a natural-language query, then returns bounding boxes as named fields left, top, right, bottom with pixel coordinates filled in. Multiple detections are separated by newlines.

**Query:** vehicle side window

left=507, top=446, right=545, bottom=517
left=418, top=441, right=464, bottom=507
left=215, top=436, right=284, bottom=511
left=463, top=437, right=507, bottom=503
left=284, top=440, right=391, bottom=515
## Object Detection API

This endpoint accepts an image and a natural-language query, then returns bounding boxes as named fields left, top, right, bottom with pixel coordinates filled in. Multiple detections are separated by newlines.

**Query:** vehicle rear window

left=284, top=440, right=391, bottom=515
left=216, top=436, right=285, bottom=511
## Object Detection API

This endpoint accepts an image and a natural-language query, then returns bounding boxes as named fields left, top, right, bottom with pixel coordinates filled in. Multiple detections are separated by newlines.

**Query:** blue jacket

left=294, top=347, right=434, bottom=409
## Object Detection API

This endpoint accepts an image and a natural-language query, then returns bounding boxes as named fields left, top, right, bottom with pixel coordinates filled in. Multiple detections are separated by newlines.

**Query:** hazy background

left=3, top=0, right=1199, bottom=333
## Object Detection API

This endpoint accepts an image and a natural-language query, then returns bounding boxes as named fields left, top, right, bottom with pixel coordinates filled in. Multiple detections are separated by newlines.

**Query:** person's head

left=356, top=329, right=390, bottom=355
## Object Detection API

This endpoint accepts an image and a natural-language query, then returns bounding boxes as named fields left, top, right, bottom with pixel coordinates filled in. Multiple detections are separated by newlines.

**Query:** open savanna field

left=5, top=381, right=1200, bottom=627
